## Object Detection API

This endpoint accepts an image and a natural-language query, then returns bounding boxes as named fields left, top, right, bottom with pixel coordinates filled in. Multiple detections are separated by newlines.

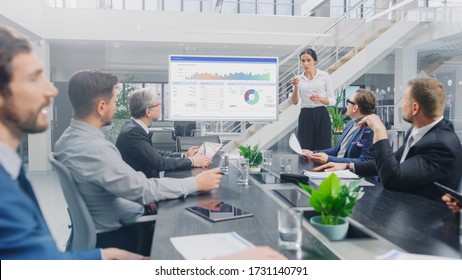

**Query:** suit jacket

left=355, top=118, right=462, bottom=200
left=0, top=165, right=100, bottom=259
left=315, top=120, right=374, bottom=164
left=116, top=120, right=192, bottom=178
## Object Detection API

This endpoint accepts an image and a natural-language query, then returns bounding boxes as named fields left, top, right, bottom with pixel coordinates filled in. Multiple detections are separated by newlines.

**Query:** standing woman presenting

left=291, top=49, right=335, bottom=150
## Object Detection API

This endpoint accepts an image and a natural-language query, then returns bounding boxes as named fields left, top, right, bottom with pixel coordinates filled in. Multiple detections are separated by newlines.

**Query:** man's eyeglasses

left=148, top=103, right=161, bottom=109
left=346, top=99, right=356, bottom=106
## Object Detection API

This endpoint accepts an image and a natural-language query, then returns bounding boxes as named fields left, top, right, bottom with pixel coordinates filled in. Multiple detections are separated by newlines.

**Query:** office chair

left=172, top=121, right=196, bottom=141
left=176, top=135, right=221, bottom=153
left=49, top=153, right=157, bottom=255
left=48, top=152, right=96, bottom=250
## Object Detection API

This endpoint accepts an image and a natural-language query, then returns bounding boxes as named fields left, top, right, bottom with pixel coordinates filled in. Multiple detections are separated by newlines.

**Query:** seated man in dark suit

left=315, top=77, right=462, bottom=201
left=116, top=88, right=212, bottom=178
left=302, top=88, right=376, bottom=164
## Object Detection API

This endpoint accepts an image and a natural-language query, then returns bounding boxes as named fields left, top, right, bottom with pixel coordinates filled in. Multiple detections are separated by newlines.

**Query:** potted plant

left=299, top=173, right=364, bottom=240
left=238, top=144, right=263, bottom=173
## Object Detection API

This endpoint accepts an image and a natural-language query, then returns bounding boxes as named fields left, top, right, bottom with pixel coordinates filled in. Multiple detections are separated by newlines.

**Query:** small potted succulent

left=299, top=173, right=364, bottom=240
left=238, top=144, right=263, bottom=173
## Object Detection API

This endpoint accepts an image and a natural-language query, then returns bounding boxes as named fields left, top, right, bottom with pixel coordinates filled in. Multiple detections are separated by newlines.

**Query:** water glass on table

left=278, top=208, right=302, bottom=250
left=220, top=153, right=229, bottom=174
left=279, top=157, right=291, bottom=173
left=262, top=150, right=272, bottom=167
left=237, top=157, right=249, bottom=186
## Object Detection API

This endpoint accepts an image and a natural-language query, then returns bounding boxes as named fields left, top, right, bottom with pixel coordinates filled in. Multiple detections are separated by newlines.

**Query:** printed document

left=170, top=232, right=254, bottom=260
left=289, top=133, right=303, bottom=155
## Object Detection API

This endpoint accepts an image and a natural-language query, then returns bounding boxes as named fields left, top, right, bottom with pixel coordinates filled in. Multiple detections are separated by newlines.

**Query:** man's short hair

left=128, top=88, right=156, bottom=119
left=0, top=25, right=31, bottom=97
left=68, top=69, right=118, bottom=118
left=355, top=88, right=376, bottom=115
left=408, top=77, right=445, bottom=119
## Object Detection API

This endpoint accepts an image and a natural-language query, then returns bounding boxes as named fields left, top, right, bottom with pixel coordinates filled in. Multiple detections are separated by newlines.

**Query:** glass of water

left=220, top=153, right=229, bottom=174
left=262, top=150, right=272, bottom=167
left=237, top=157, right=249, bottom=186
left=278, top=208, right=302, bottom=250
left=279, top=157, right=291, bottom=173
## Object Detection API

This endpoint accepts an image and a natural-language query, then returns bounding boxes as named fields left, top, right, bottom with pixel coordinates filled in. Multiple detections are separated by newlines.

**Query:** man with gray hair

left=116, top=88, right=211, bottom=178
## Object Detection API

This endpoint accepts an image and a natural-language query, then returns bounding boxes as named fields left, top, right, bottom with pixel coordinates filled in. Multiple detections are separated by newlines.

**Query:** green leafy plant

left=327, top=91, right=349, bottom=145
left=238, top=144, right=263, bottom=167
left=113, top=74, right=138, bottom=120
left=107, top=74, right=139, bottom=143
left=299, top=173, right=364, bottom=225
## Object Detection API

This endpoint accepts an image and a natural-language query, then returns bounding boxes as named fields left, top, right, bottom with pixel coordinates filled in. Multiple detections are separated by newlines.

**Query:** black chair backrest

left=176, top=135, right=221, bottom=153
left=174, top=121, right=196, bottom=137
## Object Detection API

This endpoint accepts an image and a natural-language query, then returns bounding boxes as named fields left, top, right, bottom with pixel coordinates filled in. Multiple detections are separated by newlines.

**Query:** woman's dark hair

left=299, top=48, right=318, bottom=62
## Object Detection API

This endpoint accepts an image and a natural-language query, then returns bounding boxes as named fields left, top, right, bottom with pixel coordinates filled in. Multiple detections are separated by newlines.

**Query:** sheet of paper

left=375, top=249, right=455, bottom=260
left=302, top=169, right=359, bottom=179
left=310, top=178, right=375, bottom=187
left=170, top=232, right=254, bottom=260
left=289, top=133, right=303, bottom=155
left=197, top=142, right=223, bottom=158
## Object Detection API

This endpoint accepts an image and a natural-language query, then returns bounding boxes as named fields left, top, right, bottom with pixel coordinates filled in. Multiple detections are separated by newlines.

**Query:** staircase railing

left=215, top=0, right=406, bottom=136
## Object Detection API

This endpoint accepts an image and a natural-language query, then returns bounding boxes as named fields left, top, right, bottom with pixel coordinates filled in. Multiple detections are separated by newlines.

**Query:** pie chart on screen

left=244, top=89, right=259, bottom=105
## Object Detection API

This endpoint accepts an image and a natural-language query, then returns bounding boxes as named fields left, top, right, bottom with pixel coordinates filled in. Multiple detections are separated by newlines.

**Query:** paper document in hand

left=289, top=133, right=303, bottom=155
left=302, top=169, right=359, bottom=179
left=197, top=142, right=223, bottom=158
left=170, top=232, right=254, bottom=260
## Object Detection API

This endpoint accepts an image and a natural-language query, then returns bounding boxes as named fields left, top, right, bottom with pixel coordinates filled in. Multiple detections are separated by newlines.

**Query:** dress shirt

left=54, top=119, right=196, bottom=233
left=0, top=143, right=101, bottom=259
left=400, top=116, right=443, bottom=163
left=297, top=69, right=335, bottom=108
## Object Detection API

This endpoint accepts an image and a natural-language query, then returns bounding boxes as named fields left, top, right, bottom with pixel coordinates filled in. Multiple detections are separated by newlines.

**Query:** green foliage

left=238, top=144, right=263, bottom=167
left=113, top=74, right=138, bottom=120
left=327, top=91, right=349, bottom=146
left=299, top=173, right=364, bottom=225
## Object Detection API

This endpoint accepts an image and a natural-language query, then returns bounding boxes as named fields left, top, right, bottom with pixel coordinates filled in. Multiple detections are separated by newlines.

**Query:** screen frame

left=168, top=54, right=279, bottom=121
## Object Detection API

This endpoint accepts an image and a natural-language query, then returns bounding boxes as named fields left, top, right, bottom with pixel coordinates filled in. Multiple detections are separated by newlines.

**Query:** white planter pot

left=249, top=166, right=262, bottom=173
left=310, top=216, right=349, bottom=241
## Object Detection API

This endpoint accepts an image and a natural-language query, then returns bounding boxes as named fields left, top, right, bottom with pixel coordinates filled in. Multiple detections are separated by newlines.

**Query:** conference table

left=150, top=154, right=461, bottom=260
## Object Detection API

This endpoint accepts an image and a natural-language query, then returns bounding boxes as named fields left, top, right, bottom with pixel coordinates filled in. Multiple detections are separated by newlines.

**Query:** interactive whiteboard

left=169, top=55, right=278, bottom=121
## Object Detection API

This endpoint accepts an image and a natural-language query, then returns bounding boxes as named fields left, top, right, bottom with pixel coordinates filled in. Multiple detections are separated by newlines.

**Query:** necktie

left=400, top=135, right=414, bottom=163
left=337, top=123, right=357, bottom=158
left=147, top=131, right=154, bottom=145
left=17, top=166, right=45, bottom=217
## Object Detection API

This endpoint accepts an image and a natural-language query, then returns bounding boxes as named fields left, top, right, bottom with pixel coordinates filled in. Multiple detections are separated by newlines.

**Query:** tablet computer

left=434, top=182, right=462, bottom=201
left=186, top=202, right=253, bottom=222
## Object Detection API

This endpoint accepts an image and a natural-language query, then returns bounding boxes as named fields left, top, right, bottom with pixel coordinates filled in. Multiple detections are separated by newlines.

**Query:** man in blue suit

left=302, top=88, right=376, bottom=164
left=0, top=24, right=145, bottom=260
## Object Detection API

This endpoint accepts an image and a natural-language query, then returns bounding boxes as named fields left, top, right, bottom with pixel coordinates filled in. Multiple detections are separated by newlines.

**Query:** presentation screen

left=169, top=55, right=279, bottom=121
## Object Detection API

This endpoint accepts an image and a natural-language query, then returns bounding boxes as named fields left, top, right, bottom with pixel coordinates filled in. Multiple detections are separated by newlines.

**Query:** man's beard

left=0, top=100, right=48, bottom=134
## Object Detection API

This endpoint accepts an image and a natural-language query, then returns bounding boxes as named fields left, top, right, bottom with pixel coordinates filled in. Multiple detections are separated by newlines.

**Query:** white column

left=28, top=39, right=53, bottom=172
left=394, top=42, right=417, bottom=130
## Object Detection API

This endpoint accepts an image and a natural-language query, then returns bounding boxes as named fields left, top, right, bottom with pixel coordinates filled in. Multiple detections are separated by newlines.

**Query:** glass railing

left=41, top=0, right=301, bottom=16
